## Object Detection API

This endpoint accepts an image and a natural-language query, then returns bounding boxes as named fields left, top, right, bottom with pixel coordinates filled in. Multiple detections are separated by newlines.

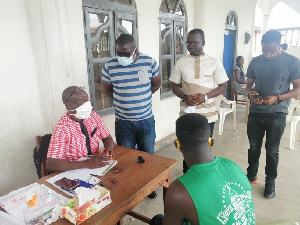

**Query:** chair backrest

left=33, top=134, right=52, bottom=178
left=287, top=98, right=300, bottom=122
left=215, top=95, right=234, bottom=112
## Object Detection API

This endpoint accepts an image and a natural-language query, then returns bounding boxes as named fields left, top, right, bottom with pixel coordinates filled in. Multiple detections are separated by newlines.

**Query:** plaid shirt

left=47, top=111, right=110, bottom=161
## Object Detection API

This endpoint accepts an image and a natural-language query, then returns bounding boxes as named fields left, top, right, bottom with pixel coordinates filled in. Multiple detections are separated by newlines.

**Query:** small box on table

left=61, top=185, right=111, bottom=224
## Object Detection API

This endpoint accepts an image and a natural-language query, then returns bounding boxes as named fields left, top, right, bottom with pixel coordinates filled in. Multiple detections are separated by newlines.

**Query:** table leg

left=117, top=219, right=123, bottom=225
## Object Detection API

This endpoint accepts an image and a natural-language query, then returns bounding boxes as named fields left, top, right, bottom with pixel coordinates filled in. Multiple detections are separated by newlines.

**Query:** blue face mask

left=117, top=49, right=136, bottom=66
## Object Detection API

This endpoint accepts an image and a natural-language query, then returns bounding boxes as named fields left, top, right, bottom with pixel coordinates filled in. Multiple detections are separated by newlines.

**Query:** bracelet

left=247, top=91, right=252, bottom=99
left=276, top=94, right=282, bottom=104
left=182, top=94, right=187, bottom=102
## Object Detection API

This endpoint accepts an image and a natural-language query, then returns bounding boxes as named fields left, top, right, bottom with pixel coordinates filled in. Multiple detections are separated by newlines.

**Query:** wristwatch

left=204, top=94, right=209, bottom=104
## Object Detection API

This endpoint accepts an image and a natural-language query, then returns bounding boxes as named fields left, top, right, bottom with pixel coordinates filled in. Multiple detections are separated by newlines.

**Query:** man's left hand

left=262, top=95, right=278, bottom=105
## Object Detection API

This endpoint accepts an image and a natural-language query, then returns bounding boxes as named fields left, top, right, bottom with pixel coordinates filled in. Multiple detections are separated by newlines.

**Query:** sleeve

left=214, top=59, right=229, bottom=85
left=246, top=60, right=256, bottom=80
left=101, top=63, right=112, bottom=84
left=47, top=125, right=68, bottom=160
left=234, top=65, right=240, bottom=71
left=290, top=58, right=300, bottom=81
left=169, top=60, right=182, bottom=84
left=94, top=113, right=110, bottom=140
left=150, top=58, right=160, bottom=78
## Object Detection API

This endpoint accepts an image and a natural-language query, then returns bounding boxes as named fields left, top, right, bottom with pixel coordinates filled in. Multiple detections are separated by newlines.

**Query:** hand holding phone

left=252, top=94, right=262, bottom=99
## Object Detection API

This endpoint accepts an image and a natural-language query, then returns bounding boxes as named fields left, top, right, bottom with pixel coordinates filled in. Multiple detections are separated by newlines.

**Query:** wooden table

left=39, top=145, right=177, bottom=224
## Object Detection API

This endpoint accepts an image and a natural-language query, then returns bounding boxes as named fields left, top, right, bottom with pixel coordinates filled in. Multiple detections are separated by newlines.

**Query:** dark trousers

left=183, top=122, right=215, bottom=173
left=247, top=112, right=286, bottom=182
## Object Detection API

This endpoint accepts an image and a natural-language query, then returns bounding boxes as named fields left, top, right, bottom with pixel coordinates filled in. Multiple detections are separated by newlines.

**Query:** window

left=159, top=0, right=187, bottom=98
left=83, top=0, right=137, bottom=114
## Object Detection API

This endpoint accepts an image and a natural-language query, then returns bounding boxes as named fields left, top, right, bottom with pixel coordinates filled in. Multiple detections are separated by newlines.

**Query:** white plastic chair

left=287, top=98, right=300, bottom=150
left=215, top=95, right=237, bottom=135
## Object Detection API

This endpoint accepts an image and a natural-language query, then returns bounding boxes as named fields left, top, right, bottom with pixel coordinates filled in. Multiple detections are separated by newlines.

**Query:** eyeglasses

left=116, top=48, right=136, bottom=57
left=66, top=86, right=85, bottom=102
left=185, top=41, right=202, bottom=46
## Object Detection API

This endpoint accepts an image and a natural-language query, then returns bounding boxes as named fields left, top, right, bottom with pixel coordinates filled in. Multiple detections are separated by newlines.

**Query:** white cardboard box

left=61, top=185, right=111, bottom=224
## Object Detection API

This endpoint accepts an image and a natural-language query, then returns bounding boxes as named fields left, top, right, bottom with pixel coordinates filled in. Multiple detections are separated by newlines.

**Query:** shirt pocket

left=138, top=70, right=151, bottom=84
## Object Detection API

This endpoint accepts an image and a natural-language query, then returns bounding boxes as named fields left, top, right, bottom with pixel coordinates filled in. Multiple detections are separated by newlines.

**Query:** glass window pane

left=160, top=0, right=169, bottom=13
left=175, top=3, right=184, bottom=15
left=175, top=25, right=184, bottom=54
left=92, top=28, right=110, bottom=58
left=94, top=63, right=113, bottom=110
left=118, top=19, right=133, bottom=35
left=89, top=13, right=108, bottom=35
left=161, top=59, right=172, bottom=93
left=161, top=24, right=171, bottom=55
left=169, top=0, right=176, bottom=13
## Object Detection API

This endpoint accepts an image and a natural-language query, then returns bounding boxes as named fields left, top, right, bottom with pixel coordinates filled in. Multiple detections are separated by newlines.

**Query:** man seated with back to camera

left=151, top=113, right=255, bottom=225
left=46, top=86, right=115, bottom=172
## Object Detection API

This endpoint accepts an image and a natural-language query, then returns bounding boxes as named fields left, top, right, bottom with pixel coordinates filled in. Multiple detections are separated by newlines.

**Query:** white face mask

left=117, top=49, right=136, bottom=66
left=68, top=101, right=93, bottom=119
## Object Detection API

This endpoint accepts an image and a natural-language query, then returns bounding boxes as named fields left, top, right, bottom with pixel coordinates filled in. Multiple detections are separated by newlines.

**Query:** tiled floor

left=123, top=104, right=300, bottom=225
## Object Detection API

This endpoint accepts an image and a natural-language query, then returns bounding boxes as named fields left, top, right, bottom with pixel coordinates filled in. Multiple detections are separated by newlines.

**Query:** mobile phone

left=252, top=94, right=262, bottom=98
left=54, top=177, right=79, bottom=191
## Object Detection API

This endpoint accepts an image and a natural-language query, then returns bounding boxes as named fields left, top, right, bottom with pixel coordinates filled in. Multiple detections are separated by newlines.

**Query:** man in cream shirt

left=169, top=28, right=228, bottom=173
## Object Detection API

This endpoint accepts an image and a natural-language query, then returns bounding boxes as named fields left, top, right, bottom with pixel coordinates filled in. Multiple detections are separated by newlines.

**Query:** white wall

left=193, top=0, right=257, bottom=67
left=0, top=0, right=44, bottom=195
left=0, top=0, right=257, bottom=196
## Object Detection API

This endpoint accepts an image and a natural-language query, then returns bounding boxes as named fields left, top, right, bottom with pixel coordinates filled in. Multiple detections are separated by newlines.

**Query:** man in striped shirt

left=169, top=29, right=228, bottom=173
left=101, top=34, right=161, bottom=156
left=47, top=86, right=115, bottom=172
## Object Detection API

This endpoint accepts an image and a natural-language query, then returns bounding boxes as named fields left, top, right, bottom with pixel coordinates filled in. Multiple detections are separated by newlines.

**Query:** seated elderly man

left=46, top=86, right=115, bottom=172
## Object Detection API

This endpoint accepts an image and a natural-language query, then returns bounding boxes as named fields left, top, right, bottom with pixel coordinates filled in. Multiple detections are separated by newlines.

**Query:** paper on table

left=46, top=171, right=100, bottom=197
left=0, top=211, right=24, bottom=225
left=0, top=183, right=68, bottom=223
left=46, top=160, right=117, bottom=197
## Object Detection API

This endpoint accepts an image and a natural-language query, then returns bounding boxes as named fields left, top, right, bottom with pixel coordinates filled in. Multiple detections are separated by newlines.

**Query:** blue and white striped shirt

left=101, top=53, right=160, bottom=120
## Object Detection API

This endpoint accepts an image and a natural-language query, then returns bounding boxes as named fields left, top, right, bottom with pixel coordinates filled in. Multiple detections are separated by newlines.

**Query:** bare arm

left=46, top=155, right=111, bottom=173
left=234, top=69, right=246, bottom=84
left=151, top=74, right=162, bottom=94
left=162, top=180, right=198, bottom=225
left=263, top=79, right=300, bottom=105
left=102, top=134, right=116, bottom=159
left=171, top=82, right=197, bottom=106
left=102, top=82, right=113, bottom=97
left=245, top=78, right=255, bottom=93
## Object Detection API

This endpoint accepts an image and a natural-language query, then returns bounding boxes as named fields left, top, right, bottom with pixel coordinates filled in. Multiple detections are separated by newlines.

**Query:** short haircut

left=188, top=29, right=205, bottom=41
left=261, top=30, right=281, bottom=44
left=116, top=34, right=135, bottom=47
left=176, top=114, right=210, bottom=150
left=62, top=86, right=78, bottom=104
left=236, top=56, right=243, bottom=63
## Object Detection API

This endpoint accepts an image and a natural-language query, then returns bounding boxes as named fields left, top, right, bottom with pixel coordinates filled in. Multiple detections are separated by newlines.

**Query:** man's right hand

left=84, top=156, right=111, bottom=169
left=249, top=91, right=264, bottom=104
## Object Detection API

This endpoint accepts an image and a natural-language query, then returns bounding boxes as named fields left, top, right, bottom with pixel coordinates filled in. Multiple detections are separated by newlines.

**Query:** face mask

left=68, top=101, right=93, bottom=119
left=117, top=50, right=136, bottom=66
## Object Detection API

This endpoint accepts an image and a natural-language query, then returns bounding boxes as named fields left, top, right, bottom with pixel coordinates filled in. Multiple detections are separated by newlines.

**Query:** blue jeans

left=151, top=214, right=187, bottom=225
left=115, top=116, right=156, bottom=154
left=247, top=112, right=286, bottom=181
